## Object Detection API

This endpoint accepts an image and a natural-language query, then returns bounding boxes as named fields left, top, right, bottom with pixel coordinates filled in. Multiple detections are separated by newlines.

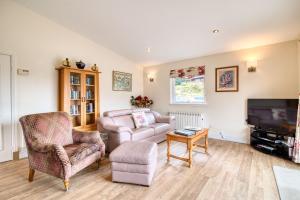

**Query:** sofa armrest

left=156, top=115, right=175, bottom=124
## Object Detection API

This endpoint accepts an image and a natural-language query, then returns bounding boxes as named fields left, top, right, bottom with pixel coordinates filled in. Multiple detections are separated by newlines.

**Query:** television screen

left=247, top=99, right=298, bottom=135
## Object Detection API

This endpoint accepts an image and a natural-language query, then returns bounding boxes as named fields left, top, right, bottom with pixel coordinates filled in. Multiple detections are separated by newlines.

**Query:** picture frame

left=215, top=66, right=239, bottom=92
left=112, top=71, right=132, bottom=91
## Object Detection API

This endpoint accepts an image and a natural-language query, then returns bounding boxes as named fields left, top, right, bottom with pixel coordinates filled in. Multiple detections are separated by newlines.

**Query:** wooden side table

left=166, top=128, right=208, bottom=167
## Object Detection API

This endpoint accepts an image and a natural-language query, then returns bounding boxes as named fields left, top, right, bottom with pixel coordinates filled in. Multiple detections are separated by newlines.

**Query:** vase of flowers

left=130, top=95, right=153, bottom=108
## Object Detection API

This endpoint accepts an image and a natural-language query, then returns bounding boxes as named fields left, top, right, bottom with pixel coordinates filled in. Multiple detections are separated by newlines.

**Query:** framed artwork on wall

left=215, top=66, right=239, bottom=92
left=112, top=71, right=132, bottom=91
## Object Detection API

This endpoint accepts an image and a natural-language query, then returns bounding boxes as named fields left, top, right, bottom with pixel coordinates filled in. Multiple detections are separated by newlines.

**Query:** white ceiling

left=15, top=0, right=300, bottom=66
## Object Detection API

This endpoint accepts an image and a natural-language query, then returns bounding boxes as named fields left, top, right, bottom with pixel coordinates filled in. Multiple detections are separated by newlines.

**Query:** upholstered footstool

left=109, top=141, right=157, bottom=186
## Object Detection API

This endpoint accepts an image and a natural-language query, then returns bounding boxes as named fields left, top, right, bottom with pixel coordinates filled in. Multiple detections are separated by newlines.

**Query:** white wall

left=298, top=40, right=300, bottom=89
left=0, top=0, right=143, bottom=152
left=144, top=41, right=299, bottom=143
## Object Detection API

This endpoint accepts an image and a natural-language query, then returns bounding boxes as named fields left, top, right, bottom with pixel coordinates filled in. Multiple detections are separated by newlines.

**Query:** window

left=170, top=75, right=205, bottom=104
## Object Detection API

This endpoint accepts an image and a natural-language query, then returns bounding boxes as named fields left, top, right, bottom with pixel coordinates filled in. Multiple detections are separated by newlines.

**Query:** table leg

left=205, top=134, right=208, bottom=153
left=167, top=137, right=170, bottom=161
left=188, top=140, right=192, bottom=168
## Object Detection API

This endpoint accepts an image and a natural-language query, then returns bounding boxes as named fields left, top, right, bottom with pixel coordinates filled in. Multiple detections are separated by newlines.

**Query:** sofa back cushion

left=112, top=115, right=135, bottom=129
left=19, top=112, right=73, bottom=148
left=104, top=109, right=132, bottom=117
left=132, top=112, right=149, bottom=128
left=145, top=112, right=156, bottom=124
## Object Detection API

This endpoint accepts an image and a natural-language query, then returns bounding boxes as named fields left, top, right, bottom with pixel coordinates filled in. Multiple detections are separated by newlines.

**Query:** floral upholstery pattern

left=19, top=112, right=105, bottom=181
left=64, top=143, right=100, bottom=165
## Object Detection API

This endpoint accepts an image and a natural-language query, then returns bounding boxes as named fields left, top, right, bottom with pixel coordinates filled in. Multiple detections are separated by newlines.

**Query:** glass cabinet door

left=85, top=73, right=96, bottom=125
left=70, top=72, right=82, bottom=127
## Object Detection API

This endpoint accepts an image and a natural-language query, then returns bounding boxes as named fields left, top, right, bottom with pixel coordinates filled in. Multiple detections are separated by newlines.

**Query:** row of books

left=70, top=89, right=80, bottom=100
left=86, top=103, right=94, bottom=113
left=70, top=103, right=94, bottom=115
left=70, top=105, right=80, bottom=115
left=86, top=89, right=94, bottom=99
left=70, top=75, right=80, bottom=85
left=86, top=77, right=94, bottom=85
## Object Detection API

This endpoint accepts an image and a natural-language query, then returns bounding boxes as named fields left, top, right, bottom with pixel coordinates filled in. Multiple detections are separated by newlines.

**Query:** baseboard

left=13, top=151, right=19, bottom=160
left=19, top=147, right=28, bottom=159
left=208, top=134, right=249, bottom=144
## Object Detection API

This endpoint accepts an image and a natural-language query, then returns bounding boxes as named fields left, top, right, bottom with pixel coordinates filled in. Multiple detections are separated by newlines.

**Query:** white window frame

left=170, top=75, right=206, bottom=105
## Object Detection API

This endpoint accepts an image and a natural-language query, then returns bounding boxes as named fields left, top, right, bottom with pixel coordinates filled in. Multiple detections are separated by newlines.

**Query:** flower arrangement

left=130, top=95, right=153, bottom=108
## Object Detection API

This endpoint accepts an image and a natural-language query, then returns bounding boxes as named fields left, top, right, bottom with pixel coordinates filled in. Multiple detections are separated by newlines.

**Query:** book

left=174, top=129, right=196, bottom=136
left=184, top=127, right=202, bottom=132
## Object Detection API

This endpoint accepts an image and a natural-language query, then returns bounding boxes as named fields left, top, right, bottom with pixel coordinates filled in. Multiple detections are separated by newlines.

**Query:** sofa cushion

left=148, top=123, right=171, bottom=135
left=104, top=109, right=132, bottom=117
left=109, top=141, right=157, bottom=165
left=112, top=115, right=135, bottom=129
left=64, top=143, right=100, bottom=165
left=132, top=112, right=149, bottom=128
left=131, top=127, right=154, bottom=141
left=145, top=112, right=156, bottom=124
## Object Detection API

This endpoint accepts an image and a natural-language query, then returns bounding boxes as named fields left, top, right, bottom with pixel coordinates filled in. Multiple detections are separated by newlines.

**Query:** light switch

left=17, top=69, right=29, bottom=76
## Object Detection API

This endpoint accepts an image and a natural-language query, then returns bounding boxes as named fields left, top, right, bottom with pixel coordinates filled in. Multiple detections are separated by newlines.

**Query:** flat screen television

left=247, top=99, right=298, bottom=135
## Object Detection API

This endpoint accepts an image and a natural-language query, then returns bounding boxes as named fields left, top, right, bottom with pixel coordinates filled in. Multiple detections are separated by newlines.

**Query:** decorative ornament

left=76, top=60, right=85, bottom=69
left=91, top=64, right=98, bottom=71
left=63, top=58, right=71, bottom=67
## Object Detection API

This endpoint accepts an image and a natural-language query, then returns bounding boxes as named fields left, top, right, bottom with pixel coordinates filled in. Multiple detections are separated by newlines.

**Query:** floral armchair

left=19, top=112, right=105, bottom=191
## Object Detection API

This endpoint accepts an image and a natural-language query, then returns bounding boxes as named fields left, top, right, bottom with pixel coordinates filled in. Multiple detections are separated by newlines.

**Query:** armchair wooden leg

left=97, top=159, right=101, bottom=169
left=28, top=168, right=35, bottom=182
left=63, top=180, right=70, bottom=191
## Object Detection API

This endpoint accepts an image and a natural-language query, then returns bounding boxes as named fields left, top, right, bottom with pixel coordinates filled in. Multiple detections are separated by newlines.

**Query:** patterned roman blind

left=169, top=66, right=205, bottom=78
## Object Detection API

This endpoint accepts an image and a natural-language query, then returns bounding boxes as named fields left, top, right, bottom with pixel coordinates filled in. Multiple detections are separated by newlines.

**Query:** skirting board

left=208, top=133, right=249, bottom=144
left=19, top=147, right=28, bottom=159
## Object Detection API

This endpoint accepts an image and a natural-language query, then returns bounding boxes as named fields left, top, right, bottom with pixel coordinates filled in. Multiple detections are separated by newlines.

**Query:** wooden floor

left=1, top=139, right=300, bottom=200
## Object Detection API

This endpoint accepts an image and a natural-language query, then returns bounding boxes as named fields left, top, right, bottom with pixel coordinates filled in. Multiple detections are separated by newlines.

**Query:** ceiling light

left=146, top=47, right=151, bottom=53
left=212, top=29, right=220, bottom=34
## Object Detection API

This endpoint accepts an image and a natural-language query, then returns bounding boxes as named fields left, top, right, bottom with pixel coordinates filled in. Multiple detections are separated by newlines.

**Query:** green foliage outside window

left=173, top=76, right=204, bottom=103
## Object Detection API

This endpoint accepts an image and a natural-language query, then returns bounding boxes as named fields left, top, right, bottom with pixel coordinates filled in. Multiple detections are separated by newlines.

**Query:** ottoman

left=109, top=141, right=157, bottom=186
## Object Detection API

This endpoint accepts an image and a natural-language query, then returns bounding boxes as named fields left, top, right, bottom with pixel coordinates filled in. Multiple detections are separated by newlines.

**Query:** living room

left=1, top=0, right=300, bottom=199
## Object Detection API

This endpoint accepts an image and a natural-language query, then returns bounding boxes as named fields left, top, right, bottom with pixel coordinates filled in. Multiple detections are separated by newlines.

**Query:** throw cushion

left=132, top=112, right=148, bottom=128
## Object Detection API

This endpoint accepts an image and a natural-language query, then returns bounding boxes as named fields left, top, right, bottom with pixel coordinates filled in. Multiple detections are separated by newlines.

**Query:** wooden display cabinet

left=57, top=67, right=100, bottom=130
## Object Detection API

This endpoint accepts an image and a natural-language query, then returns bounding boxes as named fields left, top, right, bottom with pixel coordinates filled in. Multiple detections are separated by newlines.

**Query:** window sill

left=170, top=102, right=207, bottom=105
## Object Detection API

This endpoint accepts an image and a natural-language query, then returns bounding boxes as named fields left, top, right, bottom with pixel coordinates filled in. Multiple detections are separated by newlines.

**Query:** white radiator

left=168, top=111, right=205, bottom=130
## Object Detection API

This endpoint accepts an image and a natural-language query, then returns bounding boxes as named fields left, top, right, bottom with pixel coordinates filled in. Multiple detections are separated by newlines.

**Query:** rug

left=273, top=166, right=300, bottom=200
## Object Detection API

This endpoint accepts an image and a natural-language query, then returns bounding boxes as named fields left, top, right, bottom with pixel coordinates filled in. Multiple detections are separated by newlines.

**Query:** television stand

left=250, top=128, right=294, bottom=160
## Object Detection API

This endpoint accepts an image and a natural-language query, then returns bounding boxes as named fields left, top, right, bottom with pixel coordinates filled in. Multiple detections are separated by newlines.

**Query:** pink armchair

left=19, top=112, right=105, bottom=191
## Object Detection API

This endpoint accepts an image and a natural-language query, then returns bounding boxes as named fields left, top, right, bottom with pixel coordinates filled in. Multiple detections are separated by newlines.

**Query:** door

left=0, top=54, right=13, bottom=162
left=69, top=70, right=83, bottom=128
left=83, top=72, right=97, bottom=128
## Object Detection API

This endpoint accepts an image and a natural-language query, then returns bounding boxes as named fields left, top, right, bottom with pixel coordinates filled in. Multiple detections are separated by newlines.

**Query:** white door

left=0, top=54, right=13, bottom=162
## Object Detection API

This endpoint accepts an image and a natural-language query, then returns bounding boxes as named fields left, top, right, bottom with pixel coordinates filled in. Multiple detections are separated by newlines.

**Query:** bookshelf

left=57, top=67, right=100, bottom=130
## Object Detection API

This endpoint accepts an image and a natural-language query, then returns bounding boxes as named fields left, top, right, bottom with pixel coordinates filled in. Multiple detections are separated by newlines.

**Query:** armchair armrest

left=30, top=138, right=71, bottom=166
left=156, top=115, right=175, bottom=123
left=72, top=129, right=106, bottom=156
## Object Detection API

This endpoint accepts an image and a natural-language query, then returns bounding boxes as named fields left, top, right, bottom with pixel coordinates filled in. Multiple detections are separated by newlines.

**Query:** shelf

left=86, top=84, right=94, bottom=87
left=86, top=112, right=95, bottom=115
left=71, top=114, right=81, bottom=116
left=86, top=99, right=94, bottom=101
left=71, top=84, right=81, bottom=86
left=70, top=99, right=81, bottom=101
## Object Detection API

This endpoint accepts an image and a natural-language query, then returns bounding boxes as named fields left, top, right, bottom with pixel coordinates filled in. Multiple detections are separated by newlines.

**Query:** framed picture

left=112, top=71, right=132, bottom=91
left=215, top=66, right=239, bottom=92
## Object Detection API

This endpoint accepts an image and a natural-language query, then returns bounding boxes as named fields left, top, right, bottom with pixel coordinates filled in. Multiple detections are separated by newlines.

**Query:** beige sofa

left=97, top=108, right=175, bottom=152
